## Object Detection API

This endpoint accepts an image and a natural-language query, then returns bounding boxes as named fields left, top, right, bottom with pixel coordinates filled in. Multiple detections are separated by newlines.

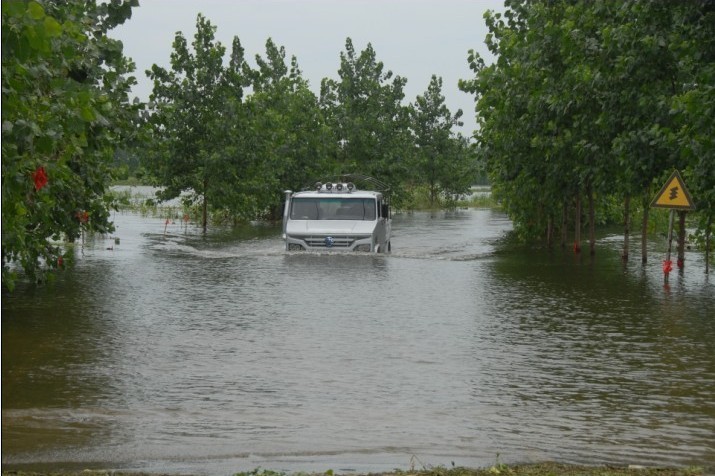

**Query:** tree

left=460, top=3, right=574, bottom=243
left=2, top=0, right=140, bottom=291
left=410, top=75, right=471, bottom=206
left=438, top=133, right=478, bottom=206
left=146, top=14, right=246, bottom=232
left=241, top=38, right=333, bottom=218
left=460, top=0, right=714, bottom=267
left=601, top=1, right=686, bottom=263
left=320, top=38, right=412, bottom=203
left=670, top=0, right=715, bottom=272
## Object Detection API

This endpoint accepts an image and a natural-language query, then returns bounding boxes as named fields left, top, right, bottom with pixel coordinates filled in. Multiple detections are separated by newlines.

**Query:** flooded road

left=3, top=206, right=714, bottom=475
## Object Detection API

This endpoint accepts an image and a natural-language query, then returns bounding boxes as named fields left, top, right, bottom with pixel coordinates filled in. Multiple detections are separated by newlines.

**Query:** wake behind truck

left=282, top=175, right=392, bottom=253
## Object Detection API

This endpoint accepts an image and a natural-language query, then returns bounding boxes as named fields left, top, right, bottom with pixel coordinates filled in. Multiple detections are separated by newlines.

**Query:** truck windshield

left=290, top=197, right=377, bottom=221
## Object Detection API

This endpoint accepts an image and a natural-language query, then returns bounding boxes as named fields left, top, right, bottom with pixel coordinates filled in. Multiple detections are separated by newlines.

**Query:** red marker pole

left=663, top=209, right=675, bottom=283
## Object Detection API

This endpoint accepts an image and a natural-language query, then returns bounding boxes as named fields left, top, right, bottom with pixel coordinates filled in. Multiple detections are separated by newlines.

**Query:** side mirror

left=381, top=203, right=389, bottom=218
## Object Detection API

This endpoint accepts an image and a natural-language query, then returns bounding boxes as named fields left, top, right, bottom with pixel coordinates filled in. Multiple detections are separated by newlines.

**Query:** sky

left=111, top=0, right=505, bottom=134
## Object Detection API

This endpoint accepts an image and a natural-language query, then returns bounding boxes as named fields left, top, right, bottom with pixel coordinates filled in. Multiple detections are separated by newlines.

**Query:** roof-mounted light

left=336, top=183, right=343, bottom=191
left=315, top=181, right=322, bottom=191
left=326, top=182, right=333, bottom=191
left=347, top=182, right=355, bottom=191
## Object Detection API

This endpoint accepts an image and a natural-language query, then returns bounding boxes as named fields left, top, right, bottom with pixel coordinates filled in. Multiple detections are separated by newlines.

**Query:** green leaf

left=27, top=1, right=45, bottom=20
left=2, top=0, right=140, bottom=292
left=43, top=16, right=62, bottom=37
left=81, top=106, right=96, bottom=122
left=15, top=202, right=27, bottom=217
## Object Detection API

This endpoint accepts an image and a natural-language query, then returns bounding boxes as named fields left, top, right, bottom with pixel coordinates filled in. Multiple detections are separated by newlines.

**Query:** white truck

left=282, top=175, right=392, bottom=253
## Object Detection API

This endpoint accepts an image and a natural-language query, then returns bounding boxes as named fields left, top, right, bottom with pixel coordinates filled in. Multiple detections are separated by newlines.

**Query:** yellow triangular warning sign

left=651, top=170, right=696, bottom=210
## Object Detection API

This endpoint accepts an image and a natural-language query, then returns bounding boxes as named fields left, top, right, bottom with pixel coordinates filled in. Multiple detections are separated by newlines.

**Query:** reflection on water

left=2, top=209, right=714, bottom=475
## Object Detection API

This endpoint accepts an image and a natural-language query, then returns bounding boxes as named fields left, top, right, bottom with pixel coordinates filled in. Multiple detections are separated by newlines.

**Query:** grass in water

left=3, top=462, right=705, bottom=476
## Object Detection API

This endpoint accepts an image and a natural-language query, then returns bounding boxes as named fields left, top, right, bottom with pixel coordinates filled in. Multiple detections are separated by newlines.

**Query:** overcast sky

left=111, top=0, right=504, bottom=134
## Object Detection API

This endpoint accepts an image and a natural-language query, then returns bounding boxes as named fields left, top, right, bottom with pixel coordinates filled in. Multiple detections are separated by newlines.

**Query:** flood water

left=2, top=203, right=715, bottom=475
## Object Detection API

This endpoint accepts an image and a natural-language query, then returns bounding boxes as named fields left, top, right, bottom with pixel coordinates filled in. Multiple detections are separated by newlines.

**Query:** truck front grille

left=302, top=235, right=369, bottom=248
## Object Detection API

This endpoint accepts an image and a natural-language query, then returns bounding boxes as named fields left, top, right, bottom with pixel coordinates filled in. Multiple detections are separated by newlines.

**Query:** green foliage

left=146, top=24, right=339, bottom=225
left=232, top=468, right=288, bottom=476
left=320, top=38, right=414, bottom=206
left=242, top=38, right=333, bottom=219
left=410, top=75, right=476, bottom=206
left=3, top=3, right=475, bottom=292
left=1, top=0, right=140, bottom=290
left=460, top=0, right=715, bottom=257
left=144, top=28, right=471, bottom=224
left=145, top=13, right=247, bottom=232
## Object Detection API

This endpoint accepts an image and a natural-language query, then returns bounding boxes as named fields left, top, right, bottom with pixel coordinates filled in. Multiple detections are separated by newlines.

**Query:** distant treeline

left=459, top=0, right=714, bottom=262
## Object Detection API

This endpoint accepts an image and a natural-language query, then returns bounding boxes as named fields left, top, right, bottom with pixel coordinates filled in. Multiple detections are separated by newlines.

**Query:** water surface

left=3, top=207, right=714, bottom=474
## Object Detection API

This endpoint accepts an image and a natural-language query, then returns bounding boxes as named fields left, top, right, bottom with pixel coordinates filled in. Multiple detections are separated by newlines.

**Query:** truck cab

left=282, top=178, right=392, bottom=253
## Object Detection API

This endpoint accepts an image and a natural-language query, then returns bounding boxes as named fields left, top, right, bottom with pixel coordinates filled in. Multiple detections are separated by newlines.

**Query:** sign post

left=650, top=170, right=695, bottom=283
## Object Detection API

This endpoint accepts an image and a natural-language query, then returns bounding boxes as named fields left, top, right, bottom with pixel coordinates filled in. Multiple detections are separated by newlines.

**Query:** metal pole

left=664, top=209, right=675, bottom=283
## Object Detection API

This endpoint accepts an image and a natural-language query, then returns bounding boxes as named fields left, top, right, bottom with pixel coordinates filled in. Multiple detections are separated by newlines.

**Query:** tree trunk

left=429, top=180, right=437, bottom=208
left=202, top=178, right=208, bottom=234
left=677, top=210, right=686, bottom=269
left=561, top=200, right=568, bottom=248
left=546, top=215, right=553, bottom=248
left=622, top=195, right=631, bottom=261
left=641, top=196, right=649, bottom=265
left=202, top=196, right=208, bottom=233
left=574, top=194, right=582, bottom=254
left=588, top=185, right=595, bottom=256
left=706, top=217, right=711, bottom=275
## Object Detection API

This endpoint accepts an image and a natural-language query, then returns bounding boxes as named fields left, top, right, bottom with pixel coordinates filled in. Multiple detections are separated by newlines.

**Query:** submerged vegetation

left=232, top=465, right=706, bottom=476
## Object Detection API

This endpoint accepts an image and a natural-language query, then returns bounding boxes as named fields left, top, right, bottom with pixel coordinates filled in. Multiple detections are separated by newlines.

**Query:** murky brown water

left=3, top=202, right=714, bottom=475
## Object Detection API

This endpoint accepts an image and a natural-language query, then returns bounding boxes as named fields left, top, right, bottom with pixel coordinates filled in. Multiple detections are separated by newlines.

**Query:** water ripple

left=3, top=210, right=714, bottom=474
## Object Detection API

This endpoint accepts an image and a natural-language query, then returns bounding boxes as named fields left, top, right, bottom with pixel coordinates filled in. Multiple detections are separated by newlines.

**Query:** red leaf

left=32, top=166, right=48, bottom=190
left=662, top=260, right=673, bottom=274
left=75, top=210, right=89, bottom=223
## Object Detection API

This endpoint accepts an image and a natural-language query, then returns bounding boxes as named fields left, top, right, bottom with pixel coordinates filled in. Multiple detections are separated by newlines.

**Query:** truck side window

left=291, top=198, right=319, bottom=220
